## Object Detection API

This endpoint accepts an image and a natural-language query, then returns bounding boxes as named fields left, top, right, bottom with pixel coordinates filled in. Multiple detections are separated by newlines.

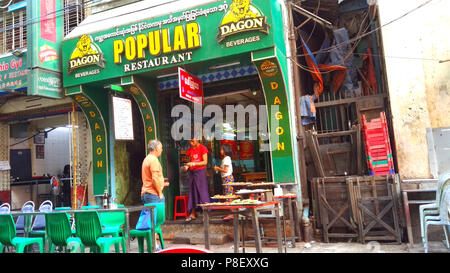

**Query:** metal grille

left=0, top=123, right=9, bottom=191
left=64, top=0, right=87, bottom=36
left=0, top=0, right=27, bottom=54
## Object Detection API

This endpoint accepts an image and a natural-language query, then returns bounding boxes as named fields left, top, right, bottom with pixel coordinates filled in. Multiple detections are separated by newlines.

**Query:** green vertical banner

left=121, top=76, right=158, bottom=150
left=27, top=0, right=64, bottom=98
left=253, top=48, right=295, bottom=183
left=67, top=86, right=110, bottom=196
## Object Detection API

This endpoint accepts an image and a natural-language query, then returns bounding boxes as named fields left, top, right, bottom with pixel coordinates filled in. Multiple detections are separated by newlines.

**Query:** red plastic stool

left=174, top=195, right=189, bottom=220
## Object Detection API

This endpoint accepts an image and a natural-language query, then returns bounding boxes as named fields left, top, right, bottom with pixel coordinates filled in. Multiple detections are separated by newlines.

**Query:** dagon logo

left=68, top=35, right=105, bottom=74
left=217, top=0, right=269, bottom=43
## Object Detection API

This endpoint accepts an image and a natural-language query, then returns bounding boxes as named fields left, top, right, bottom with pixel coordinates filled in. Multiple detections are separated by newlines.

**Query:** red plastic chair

left=173, top=195, right=189, bottom=220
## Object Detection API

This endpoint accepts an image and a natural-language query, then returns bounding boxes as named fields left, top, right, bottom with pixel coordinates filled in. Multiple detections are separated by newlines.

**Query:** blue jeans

left=142, top=193, right=165, bottom=204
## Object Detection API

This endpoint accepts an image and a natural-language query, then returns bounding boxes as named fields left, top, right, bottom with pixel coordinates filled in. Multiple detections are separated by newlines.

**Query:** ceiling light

left=209, top=61, right=240, bottom=70
left=156, top=72, right=178, bottom=79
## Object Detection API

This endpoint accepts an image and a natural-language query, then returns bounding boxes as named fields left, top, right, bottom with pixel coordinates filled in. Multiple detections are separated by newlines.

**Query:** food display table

left=226, top=182, right=276, bottom=202
left=200, top=201, right=282, bottom=253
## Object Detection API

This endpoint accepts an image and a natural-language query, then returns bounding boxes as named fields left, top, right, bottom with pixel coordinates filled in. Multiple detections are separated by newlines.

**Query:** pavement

left=128, top=238, right=450, bottom=254
left=10, top=237, right=449, bottom=253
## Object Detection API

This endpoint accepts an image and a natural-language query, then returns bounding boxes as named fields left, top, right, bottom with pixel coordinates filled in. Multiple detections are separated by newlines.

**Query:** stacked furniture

left=362, top=112, right=395, bottom=176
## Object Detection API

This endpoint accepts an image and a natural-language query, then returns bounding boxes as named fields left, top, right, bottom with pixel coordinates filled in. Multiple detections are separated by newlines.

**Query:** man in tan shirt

left=141, top=140, right=165, bottom=204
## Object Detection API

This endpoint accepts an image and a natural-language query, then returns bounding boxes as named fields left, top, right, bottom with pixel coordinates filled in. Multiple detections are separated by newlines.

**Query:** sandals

left=185, top=216, right=197, bottom=222
left=222, top=215, right=234, bottom=222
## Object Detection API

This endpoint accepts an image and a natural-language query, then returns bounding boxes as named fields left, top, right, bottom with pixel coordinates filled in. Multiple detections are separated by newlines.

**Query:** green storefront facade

left=62, top=0, right=302, bottom=215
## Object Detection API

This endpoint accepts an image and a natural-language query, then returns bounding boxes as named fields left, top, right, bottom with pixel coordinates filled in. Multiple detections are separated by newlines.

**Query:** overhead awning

left=64, top=0, right=216, bottom=41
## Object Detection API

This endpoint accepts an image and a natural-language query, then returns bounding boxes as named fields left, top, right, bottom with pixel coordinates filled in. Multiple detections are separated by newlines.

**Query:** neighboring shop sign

left=27, top=0, right=64, bottom=98
left=0, top=54, right=27, bottom=91
left=178, top=67, right=203, bottom=105
left=62, top=0, right=274, bottom=87
left=112, top=96, right=134, bottom=141
left=28, top=68, right=62, bottom=98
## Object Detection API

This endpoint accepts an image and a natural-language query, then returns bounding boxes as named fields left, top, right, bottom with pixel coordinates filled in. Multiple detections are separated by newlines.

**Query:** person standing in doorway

left=214, top=144, right=235, bottom=221
left=183, top=137, right=210, bottom=222
left=141, top=140, right=166, bottom=204
left=61, top=164, right=72, bottom=207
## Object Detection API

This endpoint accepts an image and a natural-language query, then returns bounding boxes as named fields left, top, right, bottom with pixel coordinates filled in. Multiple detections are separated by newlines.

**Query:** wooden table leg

left=124, top=210, right=130, bottom=252
left=402, top=191, right=414, bottom=246
left=203, top=209, right=210, bottom=250
left=288, top=198, right=296, bottom=247
left=275, top=203, right=283, bottom=253
left=292, top=200, right=302, bottom=242
left=251, top=208, right=262, bottom=253
left=233, top=209, right=239, bottom=253
left=280, top=199, right=287, bottom=252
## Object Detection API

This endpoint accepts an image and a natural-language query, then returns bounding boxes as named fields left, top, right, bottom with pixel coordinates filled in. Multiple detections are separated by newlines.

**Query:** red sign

left=239, top=141, right=254, bottom=160
left=41, top=0, right=57, bottom=43
left=179, top=67, right=203, bottom=105
left=220, top=140, right=238, bottom=161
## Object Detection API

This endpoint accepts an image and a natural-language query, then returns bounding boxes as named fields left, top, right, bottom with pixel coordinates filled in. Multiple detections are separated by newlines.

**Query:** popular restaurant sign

left=62, top=0, right=275, bottom=87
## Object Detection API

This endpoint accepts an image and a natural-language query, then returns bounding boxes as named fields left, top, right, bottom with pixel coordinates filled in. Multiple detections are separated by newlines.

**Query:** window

left=64, top=0, right=87, bottom=36
left=0, top=0, right=27, bottom=54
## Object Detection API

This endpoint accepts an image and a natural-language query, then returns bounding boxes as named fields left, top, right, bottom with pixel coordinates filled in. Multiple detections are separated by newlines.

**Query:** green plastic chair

left=81, top=205, right=100, bottom=209
left=100, top=205, right=125, bottom=253
left=74, top=211, right=126, bottom=253
left=54, top=207, right=72, bottom=211
left=0, top=214, right=43, bottom=253
left=54, top=207, right=76, bottom=234
left=45, top=212, right=85, bottom=253
left=129, top=203, right=165, bottom=253
left=29, top=200, right=53, bottom=252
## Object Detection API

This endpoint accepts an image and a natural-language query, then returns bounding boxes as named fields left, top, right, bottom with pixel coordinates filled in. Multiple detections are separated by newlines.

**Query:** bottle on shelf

left=103, top=187, right=109, bottom=208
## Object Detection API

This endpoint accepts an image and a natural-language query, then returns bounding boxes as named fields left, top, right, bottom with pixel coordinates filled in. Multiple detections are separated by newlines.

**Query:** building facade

left=61, top=0, right=304, bottom=217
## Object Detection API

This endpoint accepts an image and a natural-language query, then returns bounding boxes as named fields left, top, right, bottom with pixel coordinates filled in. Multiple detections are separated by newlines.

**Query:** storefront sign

left=178, top=67, right=203, bottom=105
left=217, top=0, right=269, bottom=43
left=62, top=0, right=274, bottom=88
left=68, top=35, right=106, bottom=75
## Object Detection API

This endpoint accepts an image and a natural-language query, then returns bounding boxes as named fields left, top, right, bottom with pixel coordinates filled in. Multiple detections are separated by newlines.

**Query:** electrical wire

left=0, top=0, right=184, bottom=34
left=304, top=0, right=320, bottom=44
left=0, top=0, right=13, bottom=9
left=295, top=0, right=435, bottom=58
left=10, top=127, right=56, bottom=147
left=0, top=0, right=95, bottom=33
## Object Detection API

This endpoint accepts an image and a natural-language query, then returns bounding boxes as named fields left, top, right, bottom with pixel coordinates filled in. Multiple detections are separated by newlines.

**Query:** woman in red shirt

left=183, top=138, right=210, bottom=221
